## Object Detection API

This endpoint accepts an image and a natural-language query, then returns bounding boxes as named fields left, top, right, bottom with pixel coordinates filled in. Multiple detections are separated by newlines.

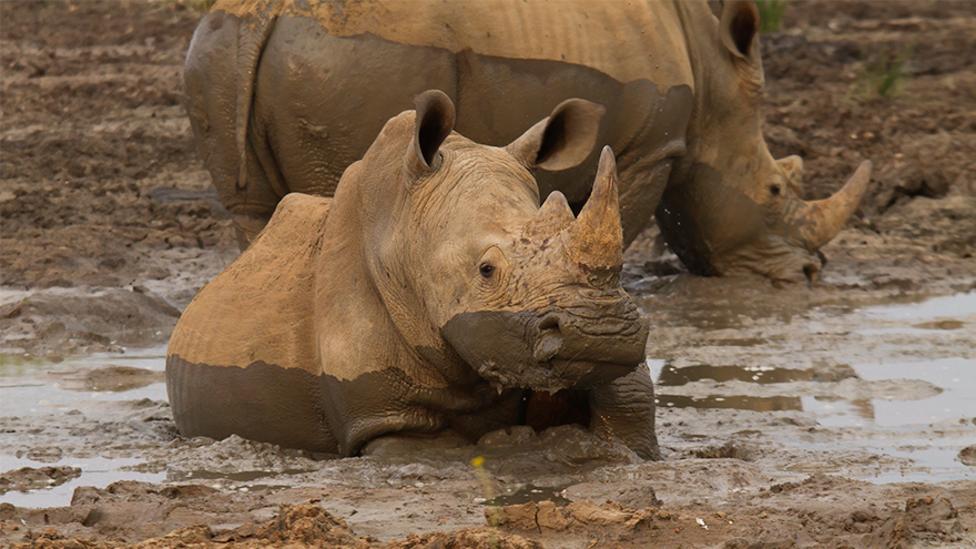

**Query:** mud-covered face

left=431, top=150, right=649, bottom=392
left=660, top=1, right=872, bottom=282
left=440, top=225, right=647, bottom=391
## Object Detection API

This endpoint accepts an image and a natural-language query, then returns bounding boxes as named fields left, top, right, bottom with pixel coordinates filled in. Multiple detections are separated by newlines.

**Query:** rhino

left=166, top=91, right=658, bottom=458
left=184, top=0, right=871, bottom=283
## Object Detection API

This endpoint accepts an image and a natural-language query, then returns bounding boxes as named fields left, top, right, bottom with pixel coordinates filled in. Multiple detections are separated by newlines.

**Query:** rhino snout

left=442, top=300, right=648, bottom=391
left=531, top=301, right=648, bottom=368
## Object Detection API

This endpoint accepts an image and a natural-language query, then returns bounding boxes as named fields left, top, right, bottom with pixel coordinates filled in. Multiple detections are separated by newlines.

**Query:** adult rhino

left=167, top=91, right=658, bottom=458
left=185, top=0, right=871, bottom=282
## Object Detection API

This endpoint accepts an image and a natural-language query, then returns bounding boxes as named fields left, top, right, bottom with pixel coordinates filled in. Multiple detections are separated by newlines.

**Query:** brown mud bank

left=1, top=0, right=975, bottom=547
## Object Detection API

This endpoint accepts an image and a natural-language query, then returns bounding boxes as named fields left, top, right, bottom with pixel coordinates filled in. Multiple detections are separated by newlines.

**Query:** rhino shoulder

left=167, top=193, right=331, bottom=374
left=257, top=192, right=332, bottom=248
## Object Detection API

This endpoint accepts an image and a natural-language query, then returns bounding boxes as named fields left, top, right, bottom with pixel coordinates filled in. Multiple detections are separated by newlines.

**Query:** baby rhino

left=166, top=91, right=656, bottom=458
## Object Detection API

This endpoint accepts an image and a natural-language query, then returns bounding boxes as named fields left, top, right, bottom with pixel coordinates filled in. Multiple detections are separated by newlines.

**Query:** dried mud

left=1, top=1, right=975, bottom=547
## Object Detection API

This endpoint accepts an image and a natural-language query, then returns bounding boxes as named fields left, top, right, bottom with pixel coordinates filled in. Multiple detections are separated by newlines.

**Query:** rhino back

left=216, top=0, right=692, bottom=86
left=166, top=194, right=337, bottom=451
left=226, top=0, right=694, bottom=216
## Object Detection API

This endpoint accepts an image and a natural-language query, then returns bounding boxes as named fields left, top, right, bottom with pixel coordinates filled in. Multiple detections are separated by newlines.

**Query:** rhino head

left=658, top=0, right=872, bottom=282
left=363, top=90, right=648, bottom=394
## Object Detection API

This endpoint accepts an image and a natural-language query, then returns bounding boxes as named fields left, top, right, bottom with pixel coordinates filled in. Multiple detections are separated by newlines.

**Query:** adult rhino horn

left=798, top=160, right=873, bottom=250
left=569, top=146, right=624, bottom=269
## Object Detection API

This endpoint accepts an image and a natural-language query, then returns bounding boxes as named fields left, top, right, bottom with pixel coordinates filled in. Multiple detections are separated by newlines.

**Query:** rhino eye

left=479, top=262, right=495, bottom=278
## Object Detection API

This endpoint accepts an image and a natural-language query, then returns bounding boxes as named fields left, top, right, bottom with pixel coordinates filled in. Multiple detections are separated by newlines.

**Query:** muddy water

left=0, top=293, right=973, bottom=512
left=0, top=346, right=168, bottom=507
left=649, top=291, right=976, bottom=484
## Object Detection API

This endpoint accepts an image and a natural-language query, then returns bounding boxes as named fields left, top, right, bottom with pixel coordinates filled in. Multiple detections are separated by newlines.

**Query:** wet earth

left=1, top=0, right=975, bottom=547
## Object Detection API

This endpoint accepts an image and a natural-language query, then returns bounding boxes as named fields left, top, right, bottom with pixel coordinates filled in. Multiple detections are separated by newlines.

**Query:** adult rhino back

left=185, top=0, right=693, bottom=244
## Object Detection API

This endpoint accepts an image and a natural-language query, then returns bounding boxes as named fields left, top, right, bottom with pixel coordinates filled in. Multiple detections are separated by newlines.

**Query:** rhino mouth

left=444, top=309, right=644, bottom=393
left=473, top=357, right=636, bottom=394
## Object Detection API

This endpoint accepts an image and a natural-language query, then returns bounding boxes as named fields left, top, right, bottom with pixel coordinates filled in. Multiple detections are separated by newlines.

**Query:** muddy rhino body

left=168, top=92, right=657, bottom=458
left=186, top=0, right=871, bottom=282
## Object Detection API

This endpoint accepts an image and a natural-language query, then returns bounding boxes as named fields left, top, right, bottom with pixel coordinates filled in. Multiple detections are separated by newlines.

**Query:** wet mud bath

left=2, top=0, right=976, bottom=547
left=1, top=290, right=974, bottom=546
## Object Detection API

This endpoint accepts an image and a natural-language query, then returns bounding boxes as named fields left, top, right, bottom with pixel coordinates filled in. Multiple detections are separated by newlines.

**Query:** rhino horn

left=570, top=146, right=624, bottom=269
left=798, top=160, right=873, bottom=250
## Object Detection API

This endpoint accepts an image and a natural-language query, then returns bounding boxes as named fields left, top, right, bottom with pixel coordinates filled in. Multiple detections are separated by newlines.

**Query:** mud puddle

left=0, top=456, right=164, bottom=508
left=0, top=346, right=167, bottom=416
left=650, top=291, right=976, bottom=484
left=0, top=346, right=168, bottom=507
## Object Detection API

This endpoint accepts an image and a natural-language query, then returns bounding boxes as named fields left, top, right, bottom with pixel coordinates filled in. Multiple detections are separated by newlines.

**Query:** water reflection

left=0, top=349, right=167, bottom=417
left=658, top=363, right=820, bottom=386
left=650, top=291, right=976, bottom=483
left=657, top=394, right=802, bottom=412
left=0, top=455, right=165, bottom=508
left=801, top=396, right=877, bottom=426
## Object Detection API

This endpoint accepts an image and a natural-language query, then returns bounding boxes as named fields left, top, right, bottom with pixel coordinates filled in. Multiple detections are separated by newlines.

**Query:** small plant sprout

left=855, top=49, right=910, bottom=100
left=756, top=0, right=788, bottom=33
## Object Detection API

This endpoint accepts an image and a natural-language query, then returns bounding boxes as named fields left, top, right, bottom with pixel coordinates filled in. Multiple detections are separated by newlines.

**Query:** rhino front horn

left=569, top=146, right=624, bottom=269
left=798, top=160, right=873, bottom=250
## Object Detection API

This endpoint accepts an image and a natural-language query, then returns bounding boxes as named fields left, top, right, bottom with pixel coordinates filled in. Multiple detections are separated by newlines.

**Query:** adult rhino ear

left=777, top=155, right=805, bottom=192
left=407, top=89, right=456, bottom=176
left=506, top=98, right=605, bottom=171
left=720, top=0, right=760, bottom=61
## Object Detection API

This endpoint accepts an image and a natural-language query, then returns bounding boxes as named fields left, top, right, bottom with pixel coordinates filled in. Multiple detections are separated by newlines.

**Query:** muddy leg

left=589, top=364, right=659, bottom=460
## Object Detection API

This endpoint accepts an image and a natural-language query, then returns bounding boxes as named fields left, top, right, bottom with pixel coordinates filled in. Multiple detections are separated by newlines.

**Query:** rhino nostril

left=533, top=315, right=563, bottom=363
left=538, top=315, right=560, bottom=334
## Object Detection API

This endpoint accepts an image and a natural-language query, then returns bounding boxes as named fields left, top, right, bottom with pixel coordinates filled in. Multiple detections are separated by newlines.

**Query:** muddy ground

left=1, top=0, right=974, bottom=547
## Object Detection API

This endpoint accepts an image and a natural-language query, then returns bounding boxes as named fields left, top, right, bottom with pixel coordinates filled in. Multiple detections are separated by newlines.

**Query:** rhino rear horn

left=408, top=90, right=456, bottom=174
left=798, top=160, right=873, bottom=250
left=569, top=146, right=624, bottom=269
left=524, top=190, right=577, bottom=237
left=506, top=98, right=605, bottom=171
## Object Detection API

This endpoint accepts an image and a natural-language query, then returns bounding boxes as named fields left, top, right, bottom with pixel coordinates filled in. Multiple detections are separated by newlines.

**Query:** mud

left=1, top=0, right=975, bottom=547
left=0, top=467, right=81, bottom=496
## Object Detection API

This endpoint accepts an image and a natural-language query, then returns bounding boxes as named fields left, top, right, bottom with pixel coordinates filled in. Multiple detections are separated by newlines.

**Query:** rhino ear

left=407, top=90, right=456, bottom=175
left=777, top=155, right=804, bottom=177
left=719, top=0, right=760, bottom=60
left=506, top=98, right=605, bottom=171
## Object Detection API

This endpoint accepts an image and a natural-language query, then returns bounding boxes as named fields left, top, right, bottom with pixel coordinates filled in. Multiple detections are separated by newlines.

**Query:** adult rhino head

left=657, top=0, right=872, bottom=282
left=373, top=91, right=649, bottom=393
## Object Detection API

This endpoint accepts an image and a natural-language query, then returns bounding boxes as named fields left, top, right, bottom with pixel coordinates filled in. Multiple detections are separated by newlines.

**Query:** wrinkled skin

left=166, top=92, right=657, bottom=458
left=184, top=0, right=871, bottom=283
